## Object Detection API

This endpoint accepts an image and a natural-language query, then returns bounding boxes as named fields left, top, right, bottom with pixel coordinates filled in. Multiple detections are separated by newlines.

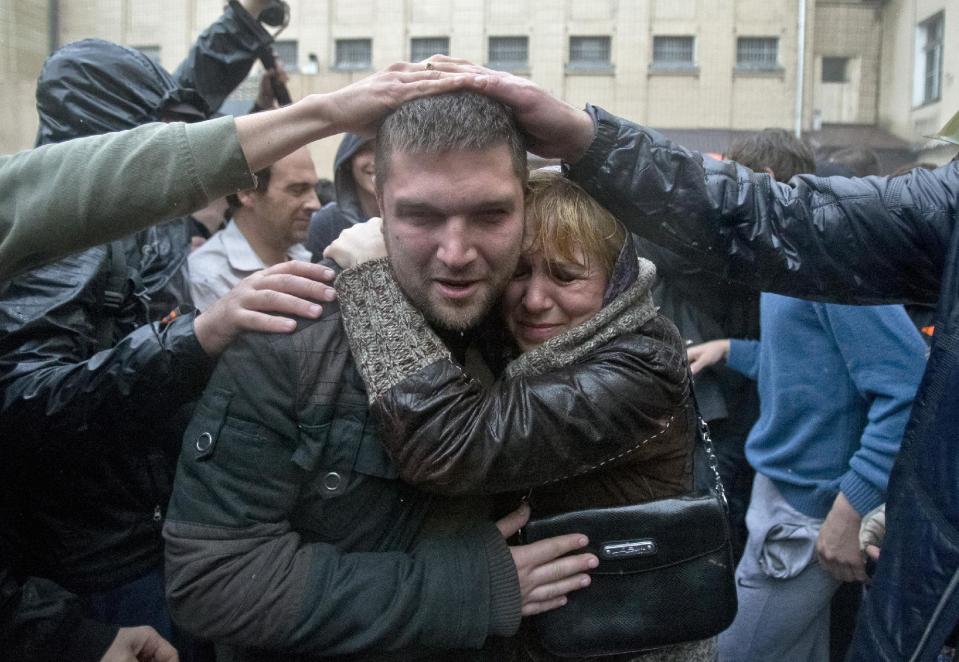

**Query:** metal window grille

left=652, top=36, right=694, bottom=66
left=335, top=39, right=372, bottom=70
left=488, top=37, right=528, bottom=69
left=569, top=36, right=611, bottom=66
left=134, top=45, right=161, bottom=64
left=736, top=37, right=778, bottom=69
left=821, top=57, right=848, bottom=83
left=920, top=13, right=943, bottom=103
left=411, top=37, right=449, bottom=62
left=273, top=40, right=298, bottom=72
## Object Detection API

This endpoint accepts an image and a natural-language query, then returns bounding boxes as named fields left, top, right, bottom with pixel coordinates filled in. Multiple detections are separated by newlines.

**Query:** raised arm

left=172, top=0, right=273, bottom=113
left=337, top=259, right=690, bottom=495
left=0, top=63, right=483, bottom=281
left=424, top=57, right=956, bottom=305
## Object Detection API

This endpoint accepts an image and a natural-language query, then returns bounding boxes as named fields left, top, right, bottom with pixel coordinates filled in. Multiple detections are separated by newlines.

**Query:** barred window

left=488, top=36, right=528, bottom=70
left=411, top=37, right=450, bottom=62
left=652, top=36, right=694, bottom=67
left=569, top=36, right=611, bottom=67
left=736, top=37, right=778, bottom=70
left=335, top=39, right=372, bottom=70
left=821, top=57, right=848, bottom=83
left=273, top=40, right=298, bottom=72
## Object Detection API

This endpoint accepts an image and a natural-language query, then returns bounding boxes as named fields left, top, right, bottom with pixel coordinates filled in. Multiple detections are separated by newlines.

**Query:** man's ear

left=763, top=166, right=776, bottom=179
left=236, top=189, right=257, bottom=208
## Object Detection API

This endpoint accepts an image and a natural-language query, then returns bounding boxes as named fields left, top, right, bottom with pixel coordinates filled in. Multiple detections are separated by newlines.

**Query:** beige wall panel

left=333, top=0, right=375, bottom=25
left=646, top=76, right=704, bottom=128
left=0, top=0, right=48, bottom=152
left=734, top=0, right=792, bottom=30
left=572, top=0, right=613, bottom=21
left=565, top=75, right=618, bottom=115
left=653, top=0, right=695, bottom=20
left=731, top=76, right=793, bottom=129
left=488, top=0, right=530, bottom=26
left=696, top=2, right=735, bottom=128
left=528, top=1, right=564, bottom=93
left=605, top=1, right=646, bottom=123
left=411, top=0, right=452, bottom=24
left=450, top=0, right=486, bottom=62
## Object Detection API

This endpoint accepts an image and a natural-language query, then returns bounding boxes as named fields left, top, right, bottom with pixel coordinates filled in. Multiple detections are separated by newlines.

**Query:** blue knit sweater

left=727, top=293, right=926, bottom=518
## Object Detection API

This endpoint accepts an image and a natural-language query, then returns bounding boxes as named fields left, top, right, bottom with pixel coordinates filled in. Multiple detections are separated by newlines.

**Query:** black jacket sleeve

left=173, top=0, right=273, bottom=113
left=372, top=336, right=688, bottom=494
left=1, top=563, right=117, bottom=662
left=0, top=250, right=214, bottom=468
left=568, top=105, right=957, bottom=306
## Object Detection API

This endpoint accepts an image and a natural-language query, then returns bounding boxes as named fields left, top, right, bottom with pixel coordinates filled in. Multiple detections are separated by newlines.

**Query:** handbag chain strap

left=686, top=367, right=729, bottom=511
left=696, top=410, right=729, bottom=511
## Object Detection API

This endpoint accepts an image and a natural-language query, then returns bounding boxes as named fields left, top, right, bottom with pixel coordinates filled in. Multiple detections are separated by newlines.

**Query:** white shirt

left=188, top=219, right=311, bottom=311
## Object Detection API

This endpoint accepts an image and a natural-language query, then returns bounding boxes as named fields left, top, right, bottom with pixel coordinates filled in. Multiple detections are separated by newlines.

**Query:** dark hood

left=331, top=133, right=373, bottom=221
left=35, top=39, right=209, bottom=146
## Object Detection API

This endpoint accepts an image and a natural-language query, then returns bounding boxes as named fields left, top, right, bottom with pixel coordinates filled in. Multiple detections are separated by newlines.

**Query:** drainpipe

left=48, top=0, right=59, bottom=53
left=795, top=0, right=806, bottom=137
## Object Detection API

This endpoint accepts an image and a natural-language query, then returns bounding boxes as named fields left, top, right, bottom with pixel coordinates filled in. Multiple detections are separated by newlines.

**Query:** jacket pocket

left=292, top=408, right=402, bottom=545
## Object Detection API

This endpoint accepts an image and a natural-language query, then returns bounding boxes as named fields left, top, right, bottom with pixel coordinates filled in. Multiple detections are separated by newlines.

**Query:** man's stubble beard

left=386, top=238, right=520, bottom=333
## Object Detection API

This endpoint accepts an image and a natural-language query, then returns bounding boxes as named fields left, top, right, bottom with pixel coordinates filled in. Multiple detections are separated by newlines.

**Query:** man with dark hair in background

left=164, top=92, right=606, bottom=661
left=188, top=148, right=319, bottom=310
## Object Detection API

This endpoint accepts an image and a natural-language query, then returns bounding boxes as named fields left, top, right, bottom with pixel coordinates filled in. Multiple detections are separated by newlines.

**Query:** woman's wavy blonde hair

left=522, top=169, right=626, bottom=278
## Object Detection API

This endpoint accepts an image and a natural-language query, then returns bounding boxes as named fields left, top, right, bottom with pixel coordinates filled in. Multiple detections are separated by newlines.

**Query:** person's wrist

left=193, top=310, right=226, bottom=357
left=562, top=108, right=597, bottom=164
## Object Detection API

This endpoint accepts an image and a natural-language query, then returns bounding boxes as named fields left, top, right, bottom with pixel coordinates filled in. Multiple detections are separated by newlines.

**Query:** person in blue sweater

left=686, top=129, right=928, bottom=661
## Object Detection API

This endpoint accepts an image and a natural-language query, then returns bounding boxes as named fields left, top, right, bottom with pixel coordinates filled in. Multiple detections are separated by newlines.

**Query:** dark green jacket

left=163, top=298, right=521, bottom=660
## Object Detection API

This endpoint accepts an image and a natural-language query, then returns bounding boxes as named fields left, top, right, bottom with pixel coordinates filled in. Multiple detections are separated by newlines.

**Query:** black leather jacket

left=0, top=5, right=270, bottom=593
left=336, top=247, right=695, bottom=512
left=567, top=105, right=959, bottom=662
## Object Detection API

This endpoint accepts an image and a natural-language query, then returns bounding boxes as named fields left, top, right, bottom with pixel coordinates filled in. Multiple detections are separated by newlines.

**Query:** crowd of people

left=1, top=3, right=958, bottom=662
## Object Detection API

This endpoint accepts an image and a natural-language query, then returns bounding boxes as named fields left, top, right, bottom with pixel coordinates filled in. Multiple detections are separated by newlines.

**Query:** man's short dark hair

left=374, top=92, right=527, bottom=193
left=827, top=145, right=881, bottom=177
left=225, top=166, right=272, bottom=218
left=727, top=129, right=816, bottom=183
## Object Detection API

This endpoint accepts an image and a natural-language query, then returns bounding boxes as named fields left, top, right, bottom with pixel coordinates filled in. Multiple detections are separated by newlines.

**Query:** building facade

left=1, top=0, right=955, bottom=173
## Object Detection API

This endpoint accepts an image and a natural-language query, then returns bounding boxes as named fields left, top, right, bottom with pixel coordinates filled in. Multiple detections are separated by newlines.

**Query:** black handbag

left=521, top=401, right=737, bottom=658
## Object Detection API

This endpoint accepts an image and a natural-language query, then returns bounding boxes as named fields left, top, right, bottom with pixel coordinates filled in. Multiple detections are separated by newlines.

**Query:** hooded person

left=0, top=24, right=269, bottom=653
left=305, top=133, right=379, bottom=259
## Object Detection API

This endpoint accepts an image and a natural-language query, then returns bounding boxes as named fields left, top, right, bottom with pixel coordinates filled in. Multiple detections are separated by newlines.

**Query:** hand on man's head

left=419, top=56, right=596, bottom=163
left=321, top=63, right=490, bottom=139
left=193, top=261, right=336, bottom=357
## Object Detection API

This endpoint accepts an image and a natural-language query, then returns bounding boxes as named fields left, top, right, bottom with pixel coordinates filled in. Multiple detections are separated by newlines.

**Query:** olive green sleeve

left=0, top=116, right=253, bottom=280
